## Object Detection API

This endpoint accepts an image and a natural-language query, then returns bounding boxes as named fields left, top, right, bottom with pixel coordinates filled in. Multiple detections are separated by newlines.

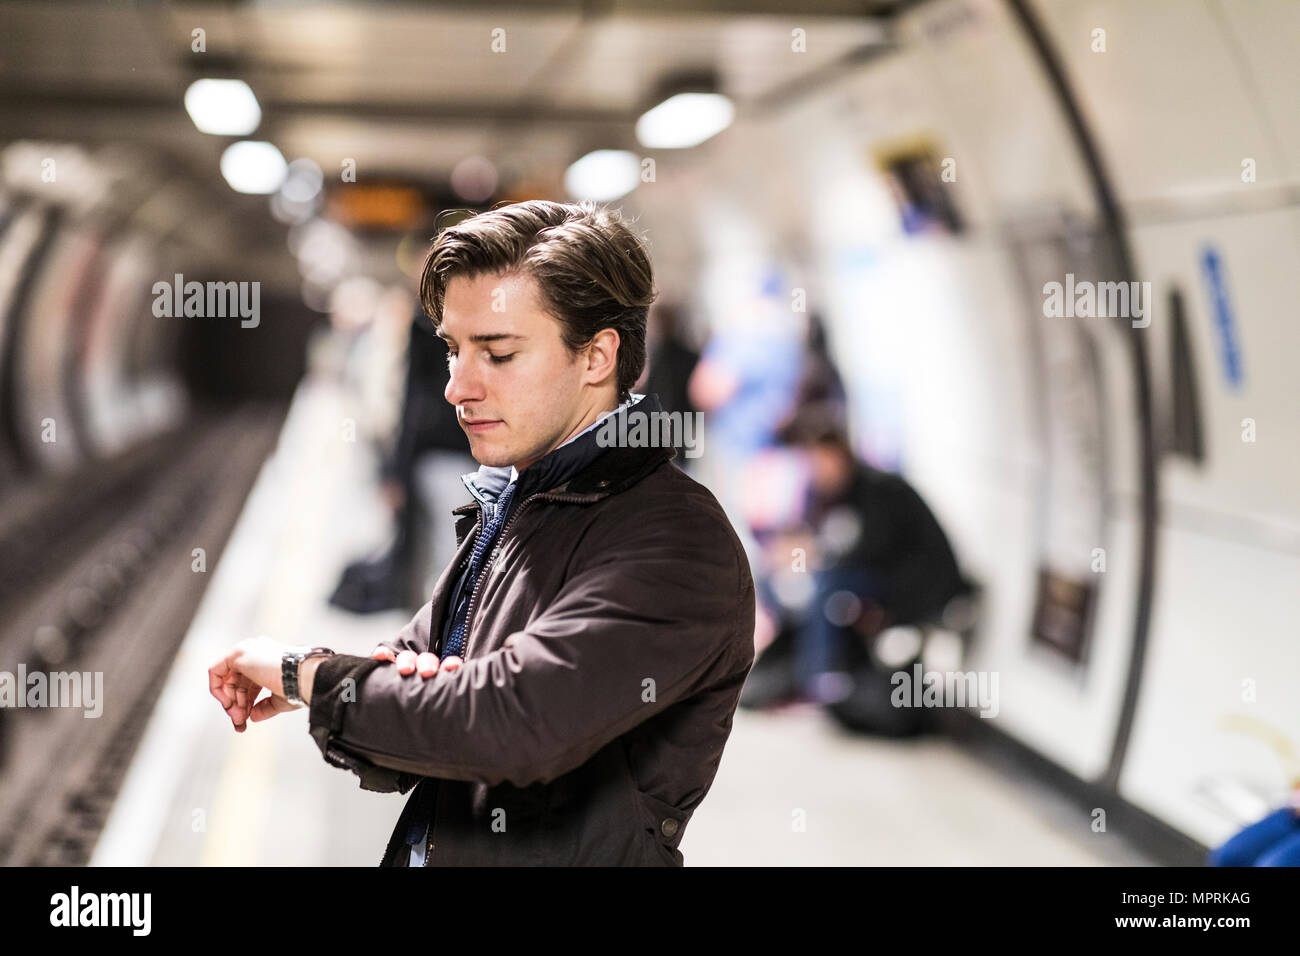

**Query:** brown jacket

left=307, top=438, right=756, bottom=865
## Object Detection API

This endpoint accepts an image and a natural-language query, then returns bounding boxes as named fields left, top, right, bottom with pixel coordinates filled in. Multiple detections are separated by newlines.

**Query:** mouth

left=463, top=419, right=503, bottom=434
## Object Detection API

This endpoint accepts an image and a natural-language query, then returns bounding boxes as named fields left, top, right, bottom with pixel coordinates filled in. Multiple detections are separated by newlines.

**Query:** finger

left=228, top=694, right=247, bottom=730
left=225, top=675, right=259, bottom=728
left=227, top=698, right=249, bottom=729
left=251, top=694, right=298, bottom=721
left=416, top=652, right=439, bottom=678
left=371, top=645, right=397, bottom=662
left=395, top=650, right=417, bottom=676
left=209, top=657, right=234, bottom=707
left=439, top=655, right=464, bottom=675
left=242, top=679, right=265, bottom=717
left=228, top=672, right=255, bottom=716
left=222, top=674, right=243, bottom=714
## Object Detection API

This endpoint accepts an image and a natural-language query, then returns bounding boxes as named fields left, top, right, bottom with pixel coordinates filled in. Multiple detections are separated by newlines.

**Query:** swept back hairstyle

left=419, top=199, right=657, bottom=404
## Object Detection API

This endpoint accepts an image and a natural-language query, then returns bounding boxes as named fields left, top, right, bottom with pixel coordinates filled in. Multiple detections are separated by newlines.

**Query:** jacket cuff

left=308, top=654, right=420, bottom=795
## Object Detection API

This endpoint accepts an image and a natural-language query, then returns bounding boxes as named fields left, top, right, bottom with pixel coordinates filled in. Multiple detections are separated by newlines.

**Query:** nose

left=444, top=352, right=484, bottom=409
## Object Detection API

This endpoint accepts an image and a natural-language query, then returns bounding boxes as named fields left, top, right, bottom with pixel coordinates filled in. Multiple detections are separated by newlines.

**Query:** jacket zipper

left=458, top=487, right=605, bottom=660
left=422, top=502, right=494, bottom=868
left=422, top=780, right=436, bottom=866
left=459, top=495, right=538, bottom=662
left=422, top=520, right=479, bottom=868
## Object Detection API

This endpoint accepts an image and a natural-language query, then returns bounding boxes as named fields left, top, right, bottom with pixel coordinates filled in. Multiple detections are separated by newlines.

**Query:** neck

left=515, top=391, right=623, bottom=473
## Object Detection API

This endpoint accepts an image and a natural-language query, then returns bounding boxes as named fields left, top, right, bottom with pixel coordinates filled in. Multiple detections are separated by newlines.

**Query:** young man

left=208, top=199, right=756, bottom=865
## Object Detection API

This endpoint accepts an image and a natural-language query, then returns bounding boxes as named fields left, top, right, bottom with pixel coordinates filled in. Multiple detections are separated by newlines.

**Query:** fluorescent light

left=220, top=141, right=287, bottom=194
left=636, top=92, right=734, bottom=149
left=564, top=150, right=640, bottom=202
left=280, top=157, right=324, bottom=203
left=185, top=79, right=262, bottom=135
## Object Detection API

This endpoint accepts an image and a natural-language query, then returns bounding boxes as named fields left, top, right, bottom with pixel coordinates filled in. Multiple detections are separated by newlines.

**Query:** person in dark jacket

left=207, top=200, right=756, bottom=866
left=329, top=303, right=474, bottom=613
left=776, top=406, right=966, bottom=717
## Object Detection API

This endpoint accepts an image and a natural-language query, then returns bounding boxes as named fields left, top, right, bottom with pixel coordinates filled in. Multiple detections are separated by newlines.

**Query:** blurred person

left=687, top=272, right=810, bottom=664
left=208, top=199, right=756, bottom=866
left=750, top=307, right=849, bottom=635
left=632, top=301, right=701, bottom=472
left=745, top=405, right=969, bottom=736
left=773, top=310, right=848, bottom=437
left=696, top=300, right=850, bottom=694
left=329, top=302, right=475, bottom=614
left=687, top=268, right=805, bottom=466
left=638, top=301, right=700, bottom=419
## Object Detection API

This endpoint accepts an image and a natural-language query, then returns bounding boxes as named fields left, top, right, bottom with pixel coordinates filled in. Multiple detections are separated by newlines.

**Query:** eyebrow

left=436, top=331, right=525, bottom=345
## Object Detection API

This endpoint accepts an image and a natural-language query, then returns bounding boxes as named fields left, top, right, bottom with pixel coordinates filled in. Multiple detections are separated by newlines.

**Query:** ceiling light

left=220, top=141, right=287, bottom=194
left=185, top=79, right=262, bottom=136
left=636, top=92, right=734, bottom=149
left=564, top=150, right=640, bottom=202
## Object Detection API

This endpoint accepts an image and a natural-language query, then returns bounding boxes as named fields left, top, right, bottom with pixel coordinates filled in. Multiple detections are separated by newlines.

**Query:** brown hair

left=419, top=199, right=656, bottom=404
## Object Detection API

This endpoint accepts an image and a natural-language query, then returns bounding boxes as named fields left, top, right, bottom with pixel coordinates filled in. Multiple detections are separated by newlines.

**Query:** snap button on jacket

left=307, top=439, right=756, bottom=865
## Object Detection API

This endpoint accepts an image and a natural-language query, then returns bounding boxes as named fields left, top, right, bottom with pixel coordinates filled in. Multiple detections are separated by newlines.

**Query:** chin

left=469, top=443, right=513, bottom=468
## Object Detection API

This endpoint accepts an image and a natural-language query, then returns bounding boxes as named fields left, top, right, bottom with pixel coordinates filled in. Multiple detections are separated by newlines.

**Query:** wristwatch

left=282, top=645, right=334, bottom=705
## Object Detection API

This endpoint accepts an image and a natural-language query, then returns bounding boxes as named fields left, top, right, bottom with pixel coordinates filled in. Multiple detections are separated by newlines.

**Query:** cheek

left=518, top=353, right=573, bottom=397
left=495, top=350, right=578, bottom=429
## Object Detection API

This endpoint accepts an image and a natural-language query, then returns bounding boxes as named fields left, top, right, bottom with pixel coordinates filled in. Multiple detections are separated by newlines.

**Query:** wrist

left=298, top=656, right=327, bottom=706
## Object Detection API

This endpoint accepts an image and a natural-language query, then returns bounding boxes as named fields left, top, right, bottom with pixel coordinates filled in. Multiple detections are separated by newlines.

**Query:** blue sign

left=1199, top=245, right=1244, bottom=389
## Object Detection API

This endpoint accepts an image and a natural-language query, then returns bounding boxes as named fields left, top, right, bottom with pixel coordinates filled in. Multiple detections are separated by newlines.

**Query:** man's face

left=440, top=270, right=609, bottom=471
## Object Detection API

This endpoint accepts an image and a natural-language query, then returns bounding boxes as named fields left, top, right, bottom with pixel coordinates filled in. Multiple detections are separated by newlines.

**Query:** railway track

left=0, top=402, right=285, bottom=864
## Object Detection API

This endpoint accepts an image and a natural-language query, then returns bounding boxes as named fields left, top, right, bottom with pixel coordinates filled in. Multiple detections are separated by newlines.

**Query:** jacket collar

left=452, top=392, right=677, bottom=521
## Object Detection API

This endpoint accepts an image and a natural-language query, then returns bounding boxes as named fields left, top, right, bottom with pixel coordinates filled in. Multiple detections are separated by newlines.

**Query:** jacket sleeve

left=307, top=510, right=754, bottom=789
left=375, top=601, right=435, bottom=658
left=307, top=602, right=431, bottom=793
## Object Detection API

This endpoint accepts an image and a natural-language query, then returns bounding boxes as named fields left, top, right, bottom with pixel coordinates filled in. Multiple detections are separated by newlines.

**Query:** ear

left=582, top=328, right=621, bottom=386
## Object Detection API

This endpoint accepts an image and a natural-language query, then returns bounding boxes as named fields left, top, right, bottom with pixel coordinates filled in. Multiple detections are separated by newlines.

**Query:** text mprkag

left=1042, top=273, right=1151, bottom=328
left=50, top=886, right=151, bottom=936
left=152, top=273, right=260, bottom=328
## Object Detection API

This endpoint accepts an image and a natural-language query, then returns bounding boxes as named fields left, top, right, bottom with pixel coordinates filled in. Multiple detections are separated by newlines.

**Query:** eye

left=445, top=350, right=458, bottom=368
left=488, top=353, right=515, bottom=364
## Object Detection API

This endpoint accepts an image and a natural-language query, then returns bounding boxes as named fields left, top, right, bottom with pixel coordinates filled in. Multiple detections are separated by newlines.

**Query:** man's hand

left=370, top=644, right=462, bottom=678
left=208, top=635, right=297, bottom=733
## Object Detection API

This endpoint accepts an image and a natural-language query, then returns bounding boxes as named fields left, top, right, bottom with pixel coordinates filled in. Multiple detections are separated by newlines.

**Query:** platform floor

left=90, top=372, right=1155, bottom=867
